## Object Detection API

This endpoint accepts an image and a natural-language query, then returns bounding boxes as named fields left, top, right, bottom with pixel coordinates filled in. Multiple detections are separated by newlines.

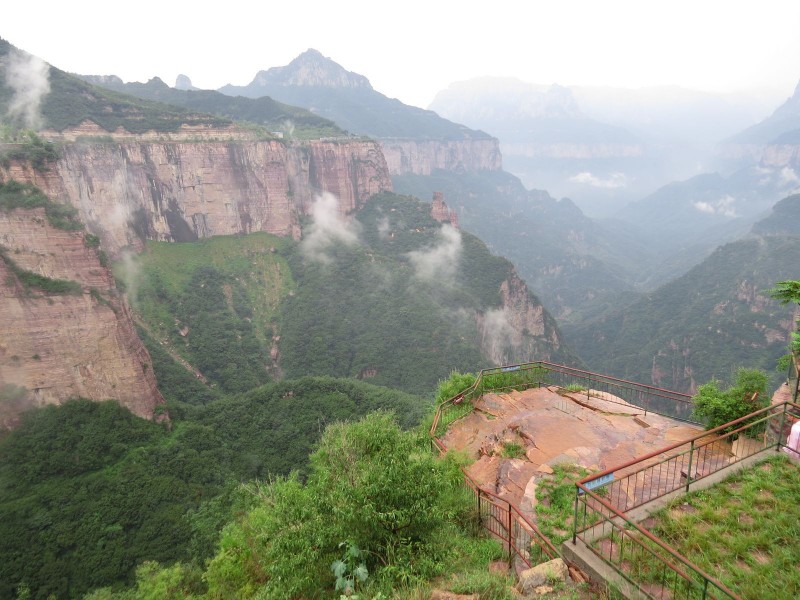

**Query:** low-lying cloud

left=406, top=224, right=462, bottom=283
left=693, top=195, right=738, bottom=217
left=5, top=49, right=50, bottom=130
left=569, top=171, right=627, bottom=189
left=301, top=192, right=361, bottom=263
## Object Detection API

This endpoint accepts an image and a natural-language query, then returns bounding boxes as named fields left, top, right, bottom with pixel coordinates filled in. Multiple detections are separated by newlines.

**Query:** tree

left=769, top=280, right=800, bottom=354
left=692, top=368, right=769, bottom=435
left=202, top=412, right=472, bottom=598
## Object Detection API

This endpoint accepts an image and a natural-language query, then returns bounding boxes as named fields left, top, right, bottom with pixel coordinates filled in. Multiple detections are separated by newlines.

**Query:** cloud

left=5, top=49, right=50, bottom=130
left=406, top=224, right=462, bottom=283
left=693, top=194, right=738, bottom=217
left=569, top=171, right=627, bottom=189
left=779, top=166, right=799, bottom=185
left=301, top=192, right=361, bottom=263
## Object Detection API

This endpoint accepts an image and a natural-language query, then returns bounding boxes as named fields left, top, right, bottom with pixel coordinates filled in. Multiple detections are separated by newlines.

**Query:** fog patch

left=779, top=166, right=799, bottom=186
left=5, top=49, right=50, bottom=130
left=693, top=195, right=738, bottom=217
left=301, top=192, right=361, bottom=263
left=376, top=215, right=391, bottom=239
left=570, top=171, right=627, bottom=189
left=406, top=224, right=461, bottom=283
left=479, top=307, right=520, bottom=365
left=116, top=249, right=142, bottom=303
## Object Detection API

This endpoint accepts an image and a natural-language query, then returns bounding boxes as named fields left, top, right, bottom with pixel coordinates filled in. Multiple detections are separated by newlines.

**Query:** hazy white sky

left=4, top=0, right=800, bottom=108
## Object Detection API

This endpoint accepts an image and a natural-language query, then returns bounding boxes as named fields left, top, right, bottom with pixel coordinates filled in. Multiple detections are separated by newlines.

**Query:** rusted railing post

left=507, top=503, right=513, bottom=562
left=572, top=486, right=580, bottom=544
left=685, top=440, right=695, bottom=493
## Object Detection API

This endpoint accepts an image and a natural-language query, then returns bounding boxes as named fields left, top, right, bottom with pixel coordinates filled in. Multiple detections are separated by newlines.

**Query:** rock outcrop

left=0, top=207, right=165, bottom=428
left=380, top=138, right=502, bottom=175
left=2, top=137, right=391, bottom=255
left=477, top=270, right=566, bottom=366
left=429, top=192, right=459, bottom=228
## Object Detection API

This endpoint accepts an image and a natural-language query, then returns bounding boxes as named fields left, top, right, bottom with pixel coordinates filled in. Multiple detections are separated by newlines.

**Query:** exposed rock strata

left=2, top=137, right=391, bottom=254
left=380, top=139, right=501, bottom=175
left=476, top=271, right=564, bottom=365
left=0, top=208, right=165, bottom=428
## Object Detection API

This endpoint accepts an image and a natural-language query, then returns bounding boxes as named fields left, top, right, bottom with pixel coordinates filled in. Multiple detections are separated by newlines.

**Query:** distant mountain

left=430, top=78, right=775, bottom=216
left=77, top=74, right=345, bottom=139
left=727, top=81, right=800, bottom=145
left=568, top=194, right=800, bottom=393
left=0, top=38, right=231, bottom=134
left=218, top=49, right=491, bottom=140
left=611, top=159, right=799, bottom=273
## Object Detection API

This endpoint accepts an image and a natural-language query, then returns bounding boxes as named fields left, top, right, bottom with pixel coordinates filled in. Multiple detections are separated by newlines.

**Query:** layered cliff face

left=476, top=270, right=568, bottom=366
left=501, top=141, right=644, bottom=159
left=379, top=139, right=502, bottom=175
left=3, top=137, right=391, bottom=255
left=0, top=207, right=165, bottom=428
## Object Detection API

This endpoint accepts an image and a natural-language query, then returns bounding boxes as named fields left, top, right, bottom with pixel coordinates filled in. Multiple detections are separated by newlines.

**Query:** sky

left=4, top=0, right=800, bottom=109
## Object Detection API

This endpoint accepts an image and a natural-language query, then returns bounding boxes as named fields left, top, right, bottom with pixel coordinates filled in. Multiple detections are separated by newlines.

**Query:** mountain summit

left=246, top=49, right=372, bottom=90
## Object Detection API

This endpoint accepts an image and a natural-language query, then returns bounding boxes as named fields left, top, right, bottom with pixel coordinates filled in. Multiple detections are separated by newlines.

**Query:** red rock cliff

left=0, top=207, right=165, bottom=428
left=2, top=138, right=391, bottom=254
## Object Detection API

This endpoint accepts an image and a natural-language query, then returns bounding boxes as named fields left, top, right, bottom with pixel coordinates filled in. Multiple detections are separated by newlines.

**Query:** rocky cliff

left=2, top=136, right=391, bottom=255
left=501, top=141, right=644, bottom=159
left=477, top=270, right=568, bottom=366
left=0, top=206, right=165, bottom=428
left=380, top=138, right=502, bottom=175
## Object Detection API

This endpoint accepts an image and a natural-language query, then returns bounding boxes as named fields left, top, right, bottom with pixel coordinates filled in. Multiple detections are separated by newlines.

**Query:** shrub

left=691, top=368, right=768, bottom=435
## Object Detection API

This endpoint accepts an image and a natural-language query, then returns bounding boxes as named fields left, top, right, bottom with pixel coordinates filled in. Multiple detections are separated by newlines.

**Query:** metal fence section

left=428, top=360, right=700, bottom=569
left=573, top=490, right=741, bottom=600
left=572, top=400, right=800, bottom=599
left=443, top=361, right=696, bottom=423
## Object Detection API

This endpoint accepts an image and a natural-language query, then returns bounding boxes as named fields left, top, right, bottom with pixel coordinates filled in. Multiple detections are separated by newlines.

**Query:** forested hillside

left=567, top=198, right=800, bottom=392
left=0, top=379, right=427, bottom=599
left=131, top=192, right=576, bottom=397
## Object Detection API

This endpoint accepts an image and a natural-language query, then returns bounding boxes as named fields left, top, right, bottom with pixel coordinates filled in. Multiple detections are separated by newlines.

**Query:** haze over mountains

left=1, top=33, right=799, bottom=598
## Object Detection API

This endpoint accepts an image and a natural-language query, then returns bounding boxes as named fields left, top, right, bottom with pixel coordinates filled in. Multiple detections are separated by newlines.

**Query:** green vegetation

left=128, top=233, right=295, bottom=394
left=0, top=378, right=428, bottom=599
left=535, top=463, right=591, bottom=545
left=0, top=130, right=59, bottom=170
left=79, top=412, right=499, bottom=600
left=82, top=75, right=345, bottom=140
left=0, top=247, right=82, bottom=295
left=0, top=180, right=82, bottom=230
left=691, top=368, right=768, bottom=434
left=626, top=455, right=800, bottom=599
left=769, top=279, right=800, bottom=354
left=501, top=442, right=525, bottom=459
left=569, top=236, right=800, bottom=393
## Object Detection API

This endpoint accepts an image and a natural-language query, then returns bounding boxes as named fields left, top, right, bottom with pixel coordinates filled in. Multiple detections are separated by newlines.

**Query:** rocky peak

left=174, top=74, right=196, bottom=90
left=250, top=49, right=373, bottom=89
left=430, top=192, right=459, bottom=228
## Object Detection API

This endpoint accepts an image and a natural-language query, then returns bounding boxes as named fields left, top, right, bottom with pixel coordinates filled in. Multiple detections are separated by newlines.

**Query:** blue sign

left=579, top=473, right=614, bottom=495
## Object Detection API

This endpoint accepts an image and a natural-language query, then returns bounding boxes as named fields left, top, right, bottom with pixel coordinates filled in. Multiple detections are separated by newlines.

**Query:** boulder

left=517, top=558, right=568, bottom=594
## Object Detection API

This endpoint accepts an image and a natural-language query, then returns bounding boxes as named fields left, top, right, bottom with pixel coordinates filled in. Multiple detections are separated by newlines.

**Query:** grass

left=122, top=233, right=294, bottom=346
left=536, top=463, right=592, bottom=546
left=607, top=454, right=800, bottom=599
left=501, top=442, right=525, bottom=459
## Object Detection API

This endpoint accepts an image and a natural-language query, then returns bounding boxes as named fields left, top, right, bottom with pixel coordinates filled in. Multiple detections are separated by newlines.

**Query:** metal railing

left=428, top=361, right=699, bottom=568
left=439, top=361, right=696, bottom=424
left=572, top=401, right=800, bottom=599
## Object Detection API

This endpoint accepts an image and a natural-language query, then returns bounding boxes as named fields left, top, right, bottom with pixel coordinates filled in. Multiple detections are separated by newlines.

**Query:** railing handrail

left=577, top=400, right=800, bottom=485
left=478, top=361, right=693, bottom=403
left=575, top=481, right=743, bottom=600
